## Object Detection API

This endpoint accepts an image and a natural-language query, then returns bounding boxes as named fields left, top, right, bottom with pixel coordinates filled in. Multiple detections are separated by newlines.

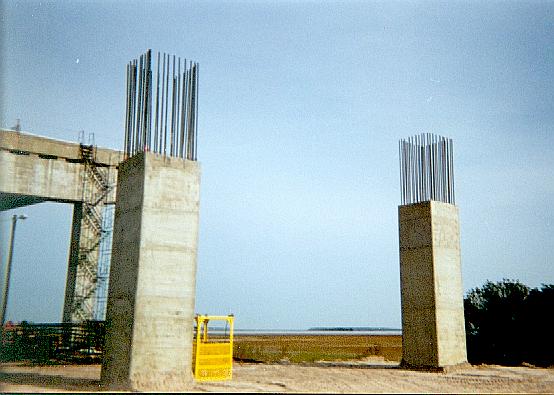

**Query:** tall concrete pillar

left=399, top=201, right=467, bottom=370
left=62, top=202, right=82, bottom=322
left=101, top=152, right=200, bottom=391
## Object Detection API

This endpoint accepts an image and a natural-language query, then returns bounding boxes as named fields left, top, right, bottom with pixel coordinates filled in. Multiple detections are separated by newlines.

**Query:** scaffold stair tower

left=68, top=142, right=113, bottom=322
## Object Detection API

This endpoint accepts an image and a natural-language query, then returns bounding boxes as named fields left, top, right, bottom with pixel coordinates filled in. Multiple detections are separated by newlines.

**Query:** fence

left=1, top=321, right=104, bottom=363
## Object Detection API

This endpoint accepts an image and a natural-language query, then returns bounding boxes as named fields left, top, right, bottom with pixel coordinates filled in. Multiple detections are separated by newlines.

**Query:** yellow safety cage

left=192, top=314, right=234, bottom=381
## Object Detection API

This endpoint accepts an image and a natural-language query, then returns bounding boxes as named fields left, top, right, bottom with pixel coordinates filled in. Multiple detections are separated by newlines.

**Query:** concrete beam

left=0, top=130, right=122, bottom=209
left=0, top=129, right=122, bottom=166
left=0, top=192, right=47, bottom=210
left=0, top=129, right=122, bottom=322
left=0, top=149, right=85, bottom=207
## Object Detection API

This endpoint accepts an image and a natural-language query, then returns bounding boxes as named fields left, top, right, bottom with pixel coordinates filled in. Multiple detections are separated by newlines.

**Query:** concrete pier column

left=399, top=201, right=467, bottom=370
left=62, top=202, right=82, bottom=323
left=101, top=152, right=201, bottom=391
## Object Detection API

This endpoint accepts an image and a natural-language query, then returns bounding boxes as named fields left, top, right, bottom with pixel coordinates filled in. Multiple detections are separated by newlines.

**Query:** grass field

left=233, top=334, right=402, bottom=363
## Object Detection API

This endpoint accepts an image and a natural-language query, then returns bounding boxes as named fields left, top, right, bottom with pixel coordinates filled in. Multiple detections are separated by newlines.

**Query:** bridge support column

left=399, top=201, right=467, bottom=370
left=62, top=202, right=82, bottom=322
left=101, top=152, right=200, bottom=391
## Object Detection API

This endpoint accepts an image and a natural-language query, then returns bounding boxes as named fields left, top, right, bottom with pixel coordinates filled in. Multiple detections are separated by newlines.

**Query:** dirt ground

left=233, top=334, right=402, bottom=363
left=1, top=359, right=553, bottom=393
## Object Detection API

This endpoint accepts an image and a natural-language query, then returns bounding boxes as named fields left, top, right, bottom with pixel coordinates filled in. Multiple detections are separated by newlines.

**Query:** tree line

left=464, top=279, right=554, bottom=367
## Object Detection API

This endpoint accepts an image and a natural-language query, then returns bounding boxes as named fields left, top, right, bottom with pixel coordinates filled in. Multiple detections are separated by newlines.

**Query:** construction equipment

left=193, top=315, right=234, bottom=381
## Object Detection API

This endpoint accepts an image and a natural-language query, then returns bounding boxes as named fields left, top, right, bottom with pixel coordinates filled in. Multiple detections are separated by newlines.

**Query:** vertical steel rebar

left=124, top=50, right=199, bottom=160
left=170, top=66, right=175, bottom=155
left=131, top=61, right=137, bottom=156
left=176, top=58, right=181, bottom=157
left=124, top=63, right=130, bottom=157
left=179, top=62, right=187, bottom=158
left=164, top=54, right=169, bottom=155
left=146, top=49, right=152, bottom=151
left=398, top=133, right=455, bottom=205
left=194, top=63, right=199, bottom=160
left=143, top=51, right=148, bottom=150
left=138, top=54, right=143, bottom=151
left=154, top=52, right=160, bottom=153
left=399, top=141, right=403, bottom=205
left=186, top=65, right=192, bottom=160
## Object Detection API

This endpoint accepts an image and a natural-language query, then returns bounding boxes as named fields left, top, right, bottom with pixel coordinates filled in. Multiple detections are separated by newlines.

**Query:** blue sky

left=1, top=1, right=553, bottom=329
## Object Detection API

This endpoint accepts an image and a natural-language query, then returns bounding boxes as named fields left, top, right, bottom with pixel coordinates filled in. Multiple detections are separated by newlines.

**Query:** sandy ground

left=1, top=359, right=553, bottom=393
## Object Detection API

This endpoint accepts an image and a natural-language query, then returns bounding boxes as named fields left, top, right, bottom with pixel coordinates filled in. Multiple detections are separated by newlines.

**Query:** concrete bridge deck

left=0, top=128, right=124, bottom=322
left=0, top=129, right=122, bottom=210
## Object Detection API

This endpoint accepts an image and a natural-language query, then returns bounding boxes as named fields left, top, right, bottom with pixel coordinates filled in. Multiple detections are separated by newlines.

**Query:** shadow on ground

left=0, top=371, right=102, bottom=391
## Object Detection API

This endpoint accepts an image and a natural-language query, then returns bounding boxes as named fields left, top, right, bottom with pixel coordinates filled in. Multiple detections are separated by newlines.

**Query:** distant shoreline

left=308, top=327, right=401, bottom=332
left=232, top=329, right=402, bottom=336
left=205, top=327, right=402, bottom=334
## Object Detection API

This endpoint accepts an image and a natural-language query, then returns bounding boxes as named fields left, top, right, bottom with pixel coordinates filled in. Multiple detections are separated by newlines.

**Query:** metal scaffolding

left=66, top=140, right=115, bottom=322
left=94, top=204, right=114, bottom=321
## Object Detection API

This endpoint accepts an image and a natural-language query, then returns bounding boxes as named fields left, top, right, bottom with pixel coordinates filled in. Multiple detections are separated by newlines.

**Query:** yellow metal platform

left=193, top=315, right=234, bottom=381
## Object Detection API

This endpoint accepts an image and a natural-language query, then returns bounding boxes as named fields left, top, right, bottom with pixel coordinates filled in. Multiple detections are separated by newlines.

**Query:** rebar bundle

left=399, top=133, right=455, bottom=205
left=124, top=49, right=199, bottom=160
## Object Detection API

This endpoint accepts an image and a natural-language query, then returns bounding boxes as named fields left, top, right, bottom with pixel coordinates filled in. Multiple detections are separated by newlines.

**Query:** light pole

left=1, top=214, right=27, bottom=326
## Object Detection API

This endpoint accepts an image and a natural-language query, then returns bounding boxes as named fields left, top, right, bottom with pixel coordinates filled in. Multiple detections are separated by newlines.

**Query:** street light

left=1, top=214, right=27, bottom=326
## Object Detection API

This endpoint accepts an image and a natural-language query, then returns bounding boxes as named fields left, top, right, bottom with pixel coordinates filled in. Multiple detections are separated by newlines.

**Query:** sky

left=0, top=1, right=553, bottom=329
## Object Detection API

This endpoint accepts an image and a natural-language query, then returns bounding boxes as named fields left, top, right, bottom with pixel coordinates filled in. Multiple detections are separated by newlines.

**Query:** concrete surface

left=398, top=201, right=467, bottom=369
left=101, top=152, right=201, bottom=392
left=0, top=129, right=120, bottom=210
left=0, top=129, right=121, bottom=322
left=61, top=203, right=83, bottom=322
left=0, top=129, right=121, bottom=165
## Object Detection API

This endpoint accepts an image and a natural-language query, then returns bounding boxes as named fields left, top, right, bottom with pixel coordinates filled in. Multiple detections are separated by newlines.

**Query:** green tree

left=464, top=279, right=554, bottom=367
left=465, top=279, right=529, bottom=365
left=518, top=284, right=554, bottom=367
